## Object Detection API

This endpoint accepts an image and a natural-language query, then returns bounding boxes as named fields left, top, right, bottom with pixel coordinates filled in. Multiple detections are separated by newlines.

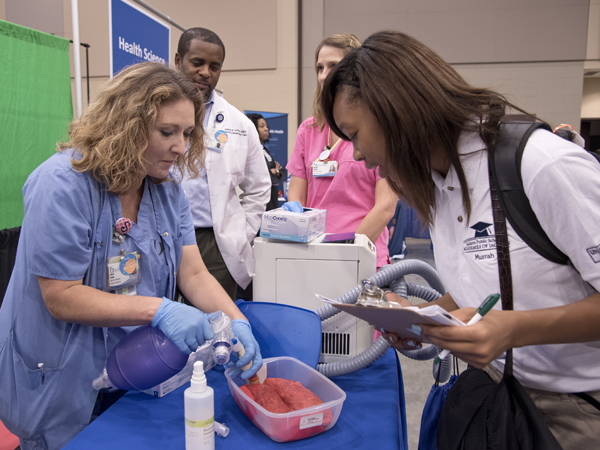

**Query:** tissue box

left=140, top=341, right=215, bottom=397
left=260, top=208, right=326, bottom=243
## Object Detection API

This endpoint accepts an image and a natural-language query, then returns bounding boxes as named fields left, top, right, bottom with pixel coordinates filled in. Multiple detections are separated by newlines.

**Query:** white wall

left=300, top=0, right=325, bottom=124
left=586, top=0, right=600, bottom=68
left=300, top=0, right=591, bottom=132
left=582, top=78, right=600, bottom=118
left=215, top=0, right=298, bottom=151
left=59, top=0, right=298, bottom=152
left=4, top=0, right=600, bottom=146
left=6, top=0, right=63, bottom=36
left=582, top=0, right=600, bottom=119
left=456, top=62, right=584, bottom=130
left=324, top=0, right=589, bottom=63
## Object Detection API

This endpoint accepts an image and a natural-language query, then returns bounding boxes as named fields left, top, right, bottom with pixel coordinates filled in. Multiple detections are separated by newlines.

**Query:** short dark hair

left=245, top=113, right=265, bottom=130
left=177, top=28, right=226, bottom=61
left=246, top=113, right=268, bottom=142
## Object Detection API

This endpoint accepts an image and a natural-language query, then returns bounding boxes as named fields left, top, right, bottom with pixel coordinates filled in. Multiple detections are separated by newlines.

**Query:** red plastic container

left=225, top=356, right=346, bottom=442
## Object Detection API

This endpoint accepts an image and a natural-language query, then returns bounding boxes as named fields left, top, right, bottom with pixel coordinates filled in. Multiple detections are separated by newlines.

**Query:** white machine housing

left=253, top=234, right=377, bottom=363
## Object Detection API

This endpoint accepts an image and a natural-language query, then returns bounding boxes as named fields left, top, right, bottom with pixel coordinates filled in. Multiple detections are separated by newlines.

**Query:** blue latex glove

left=228, top=319, right=262, bottom=380
left=151, top=297, right=215, bottom=354
left=281, top=201, right=303, bottom=213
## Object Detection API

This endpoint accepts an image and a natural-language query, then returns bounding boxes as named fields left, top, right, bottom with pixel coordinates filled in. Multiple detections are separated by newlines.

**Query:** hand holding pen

left=434, top=293, right=501, bottom=363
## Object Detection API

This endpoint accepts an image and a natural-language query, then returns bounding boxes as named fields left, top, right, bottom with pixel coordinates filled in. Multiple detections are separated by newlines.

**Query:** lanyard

left=315, top=129, right=342, bottom=163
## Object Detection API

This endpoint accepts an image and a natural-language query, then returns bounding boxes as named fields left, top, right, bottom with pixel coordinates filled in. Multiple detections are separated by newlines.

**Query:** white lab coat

left=199, top=94, right=270, bottom=288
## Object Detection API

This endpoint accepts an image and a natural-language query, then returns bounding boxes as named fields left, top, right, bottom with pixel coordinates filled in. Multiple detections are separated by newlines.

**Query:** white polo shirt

left=430, top=128, right=600, bottom=393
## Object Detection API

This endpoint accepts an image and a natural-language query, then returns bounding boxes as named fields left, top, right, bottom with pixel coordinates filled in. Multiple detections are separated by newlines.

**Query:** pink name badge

left=115, top=217, right=133, bottom=235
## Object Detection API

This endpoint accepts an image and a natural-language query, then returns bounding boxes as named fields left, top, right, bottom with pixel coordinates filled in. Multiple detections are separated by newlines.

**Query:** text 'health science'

left=118, top=37, right=166, bottom=64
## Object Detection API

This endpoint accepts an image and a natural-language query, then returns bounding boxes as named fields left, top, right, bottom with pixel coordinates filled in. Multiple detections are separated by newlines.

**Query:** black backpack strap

left=573, top=392, right=600, bottom=411
left=492, top=121, right=569, bottom=265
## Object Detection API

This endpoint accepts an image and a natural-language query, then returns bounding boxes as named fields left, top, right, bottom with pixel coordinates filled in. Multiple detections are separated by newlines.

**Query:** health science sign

left=109, top=0, right=170, bottom=77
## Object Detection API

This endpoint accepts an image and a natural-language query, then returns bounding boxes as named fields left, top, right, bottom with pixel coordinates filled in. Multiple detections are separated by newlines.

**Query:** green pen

left=434, top=293, right=501, bottom=362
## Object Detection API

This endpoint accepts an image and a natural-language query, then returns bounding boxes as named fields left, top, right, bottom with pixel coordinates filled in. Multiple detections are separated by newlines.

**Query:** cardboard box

left=140, top=342, right=215, bottom=397
left=260, top=208, right=327, bottom=243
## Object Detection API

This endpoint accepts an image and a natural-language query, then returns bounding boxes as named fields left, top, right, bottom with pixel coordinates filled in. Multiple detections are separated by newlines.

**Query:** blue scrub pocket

left=161, top=234, right=181, bottom=300
left=172, top=236, right=183, bottom=268
left=0, top=331, right=62, bottom=441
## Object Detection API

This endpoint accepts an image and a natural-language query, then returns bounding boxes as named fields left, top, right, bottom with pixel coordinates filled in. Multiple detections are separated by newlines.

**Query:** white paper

left=317, top=294, right=465, bottom=327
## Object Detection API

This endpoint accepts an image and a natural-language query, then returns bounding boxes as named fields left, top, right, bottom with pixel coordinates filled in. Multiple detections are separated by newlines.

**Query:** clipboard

left=316, top=293, right=464, bottom=343
left=330, top=302, right=462, bottom=343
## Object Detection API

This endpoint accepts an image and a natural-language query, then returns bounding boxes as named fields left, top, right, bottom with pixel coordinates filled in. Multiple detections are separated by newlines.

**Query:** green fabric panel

left=0, top=19, right=73, bottom=229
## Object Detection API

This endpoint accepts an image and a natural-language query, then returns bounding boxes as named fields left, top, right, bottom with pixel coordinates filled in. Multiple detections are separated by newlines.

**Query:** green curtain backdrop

left=0, top=19, right=72, bottom=229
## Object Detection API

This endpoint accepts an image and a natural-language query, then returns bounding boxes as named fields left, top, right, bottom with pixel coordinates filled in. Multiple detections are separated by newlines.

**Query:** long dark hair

left=322, top=30, right=530, bottom=225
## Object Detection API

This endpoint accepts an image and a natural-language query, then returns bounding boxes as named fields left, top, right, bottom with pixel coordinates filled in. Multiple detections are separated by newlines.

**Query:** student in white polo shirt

left=321, top=30, right=600, bottom=450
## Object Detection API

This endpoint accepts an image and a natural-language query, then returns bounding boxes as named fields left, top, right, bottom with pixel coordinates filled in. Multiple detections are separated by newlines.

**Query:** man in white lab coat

left=175, top=28, right=270, bottom=300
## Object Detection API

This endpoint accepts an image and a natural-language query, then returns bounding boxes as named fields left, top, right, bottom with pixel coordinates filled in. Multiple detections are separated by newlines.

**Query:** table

left=64, top=348, right=408, bottom=449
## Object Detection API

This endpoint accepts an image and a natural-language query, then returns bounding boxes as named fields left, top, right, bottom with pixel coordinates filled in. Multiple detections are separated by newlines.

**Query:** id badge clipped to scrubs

left=312, top=160, right=338, bottom=177
left=107, top=250, right=142, bottom=295
left=312, top=147, right=338, bottom=177
left=107, top=220, right=142, bottom=295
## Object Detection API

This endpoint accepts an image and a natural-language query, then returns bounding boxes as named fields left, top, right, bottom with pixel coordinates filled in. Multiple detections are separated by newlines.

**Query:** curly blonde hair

left=311, top=33, right=361, bottom=130
left=58, top=62, right=205, bottom=195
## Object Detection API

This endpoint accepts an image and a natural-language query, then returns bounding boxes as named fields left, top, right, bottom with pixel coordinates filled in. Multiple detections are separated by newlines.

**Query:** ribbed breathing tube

left=315, top=260, right=453, bottom=382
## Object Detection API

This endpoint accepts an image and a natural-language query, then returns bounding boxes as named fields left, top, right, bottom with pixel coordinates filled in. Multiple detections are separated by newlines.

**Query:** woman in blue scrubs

left=0, top=62, right=261, bottom=450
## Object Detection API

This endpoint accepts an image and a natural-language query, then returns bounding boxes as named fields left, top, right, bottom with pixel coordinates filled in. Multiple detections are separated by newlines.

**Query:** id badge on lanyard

left=312, top=160, right=338, bottom=177
left=312, top=145, right=338, bottom=177
left=107, top=217, right=142, bottom=295
left=207, top=111, right=227, bottom=153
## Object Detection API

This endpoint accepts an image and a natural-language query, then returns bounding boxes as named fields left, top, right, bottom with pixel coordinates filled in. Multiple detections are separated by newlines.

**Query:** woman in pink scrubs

left=286, top=33, right=397, bottom=268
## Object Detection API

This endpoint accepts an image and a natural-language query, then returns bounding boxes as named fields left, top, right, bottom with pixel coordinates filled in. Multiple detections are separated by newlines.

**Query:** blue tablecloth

left=64, top=348, right=407, bottom=449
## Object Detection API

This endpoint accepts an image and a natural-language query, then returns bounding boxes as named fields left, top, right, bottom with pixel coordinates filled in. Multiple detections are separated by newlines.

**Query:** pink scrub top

left=287, top=117, right=389, bottom=267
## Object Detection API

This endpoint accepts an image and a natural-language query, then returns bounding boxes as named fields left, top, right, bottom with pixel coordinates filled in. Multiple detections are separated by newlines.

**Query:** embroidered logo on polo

left=470, top=222, right=493, bottom=237
left=587, top=244, right=600, bottom=263
left=463, top=221, right=496, bottom=260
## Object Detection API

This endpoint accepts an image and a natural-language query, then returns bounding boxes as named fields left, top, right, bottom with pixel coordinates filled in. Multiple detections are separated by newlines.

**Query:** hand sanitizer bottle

left=184, top=361, right=215, bottom=450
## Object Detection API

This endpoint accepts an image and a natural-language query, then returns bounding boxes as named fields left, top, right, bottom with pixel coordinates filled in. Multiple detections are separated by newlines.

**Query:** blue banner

left=109, top=0, right=170, bottom=76
left=245, top=111, right=289, bottom=202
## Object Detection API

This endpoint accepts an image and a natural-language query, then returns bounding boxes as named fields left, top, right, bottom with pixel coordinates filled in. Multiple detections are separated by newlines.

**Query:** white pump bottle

left=184, top=361, right=215, bottom=450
